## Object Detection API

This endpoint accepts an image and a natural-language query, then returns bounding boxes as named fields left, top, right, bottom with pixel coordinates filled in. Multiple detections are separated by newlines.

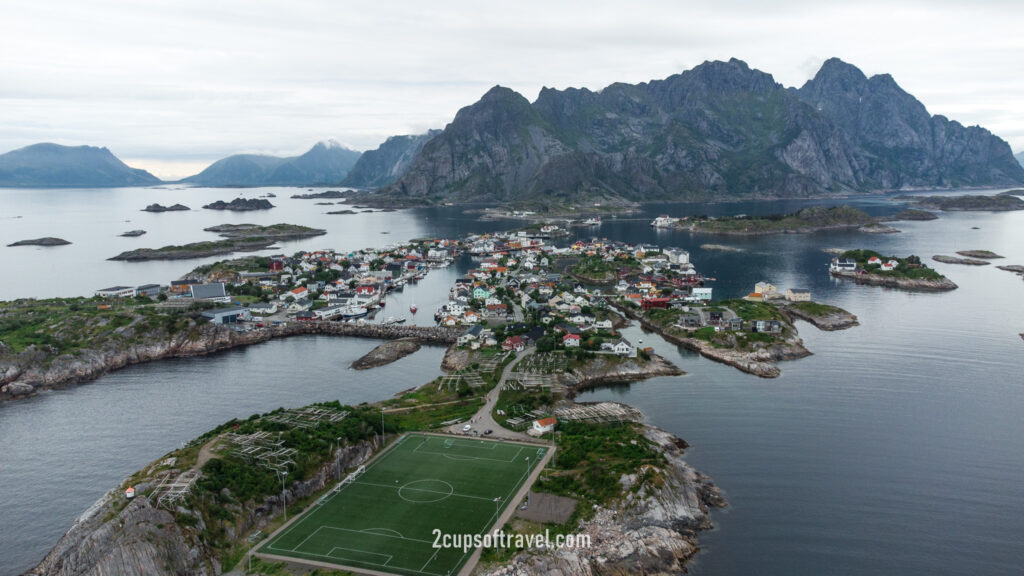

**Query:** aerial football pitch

left=258, top=433, right=549, bottom=576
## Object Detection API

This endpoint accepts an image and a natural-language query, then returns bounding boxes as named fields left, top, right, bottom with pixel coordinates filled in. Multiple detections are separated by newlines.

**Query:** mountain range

left=1016, top=151, right=1024, bottom=167
left=0, top=143, right=160, bottom=188
left=2, top=58, right=1021, bottom=197
left=181, top=140, right=361, bottom=186
left=374, top=58, right=1024, bottom=205
left=342, top=130, right=441, bottom=188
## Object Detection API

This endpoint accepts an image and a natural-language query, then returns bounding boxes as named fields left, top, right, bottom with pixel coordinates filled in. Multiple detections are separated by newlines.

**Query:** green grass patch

left=259, top=433, right=547, bottom=576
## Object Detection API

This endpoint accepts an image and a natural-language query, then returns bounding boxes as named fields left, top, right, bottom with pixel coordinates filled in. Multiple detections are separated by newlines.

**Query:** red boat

left=410, top=303, right=418, bottom=313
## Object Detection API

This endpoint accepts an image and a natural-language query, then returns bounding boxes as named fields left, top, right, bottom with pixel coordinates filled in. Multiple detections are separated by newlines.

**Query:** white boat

left=382, top=316, right=406, bottom=326
left=341, top=305, right=369, bottom=319
left=583, top=216, right=601, bottom=226
left=650, top=215, right=676, bottom=228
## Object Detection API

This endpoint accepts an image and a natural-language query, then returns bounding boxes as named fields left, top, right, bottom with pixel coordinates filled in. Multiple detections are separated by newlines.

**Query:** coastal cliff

left=478, top=426, right=725, bottom=576
left=1, top=320, right=460, bottom=402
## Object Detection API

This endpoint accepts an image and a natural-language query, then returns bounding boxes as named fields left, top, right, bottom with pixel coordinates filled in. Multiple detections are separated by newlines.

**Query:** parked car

left=462, top=424, right=472, bottom=432
left=484, top=429, right=493, bottom=435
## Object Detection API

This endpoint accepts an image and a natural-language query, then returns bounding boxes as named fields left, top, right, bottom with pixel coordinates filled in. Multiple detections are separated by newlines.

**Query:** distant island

left=683, top=206, right=879, bottom=235
left=291, top=190, right=346, bottom=199
left=119, top=230, right=146, bottom=237
left=7, top=237, right=71, bottom=247
left=897, top=194, right=1024, bottom=211
left=0, top=143, right=160, bottom=188
left=142, top=203, right=190, bottom=212
left=933, top=255, right=990, bottom=266
left=956, top=250, right=1003, bottom=259
left=109, top=223, right=324, bottom=261
left=202, top=198, right=274, bottom=211
left=887, top=208, right=938, bottom=221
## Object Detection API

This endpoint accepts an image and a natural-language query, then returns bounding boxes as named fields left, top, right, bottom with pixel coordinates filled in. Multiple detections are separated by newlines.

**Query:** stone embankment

left=477, top=426, right=725, bottom=576
left=1, top=321, right=460, bottom=401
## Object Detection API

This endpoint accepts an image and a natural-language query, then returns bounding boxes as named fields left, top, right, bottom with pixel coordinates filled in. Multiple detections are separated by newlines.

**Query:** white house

left=690, top=287, right=713, bottom=302
left=315, top=305, right=347, bottom=320
left=249, top=302, right=278, bottom=316
left=95, top=286, right=135, bottom=298
left=532, top=417, right=557, bottom=434
left=611, top=338, right=634, bottom=356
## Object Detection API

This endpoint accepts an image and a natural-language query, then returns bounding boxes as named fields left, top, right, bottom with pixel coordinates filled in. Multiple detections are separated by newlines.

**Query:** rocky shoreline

left=782, top=304, right=860, bottom=330
left=615, top=303, right=809, bottom=378
left=1, top=321, right=460, bottom=402
left=830, top=269, right=958, bottom=291
left=565, top=353, right=684, bottom=390
left=29, top=437, right=378, bottom=576
left=478, top=426, right=725, bottom=576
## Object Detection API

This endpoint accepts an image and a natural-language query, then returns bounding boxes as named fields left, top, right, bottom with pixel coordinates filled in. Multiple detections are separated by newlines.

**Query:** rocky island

left=108, top=223, right=325, bottom=261
left=142, top=203, right=190, bottom=212
left=351, top=338, right=421, bottom=370
left=933, top=255, right=990, bottom=266
left=118, top=229, right=146, bottom=237
left=683, top=206, right=880, bottom=235
left=202, top=198, right=275, bottom=211
left=888, top=208, right=939, bottom=221
left=956, top=250, right=1003, bottom=259
left=6, top=237, right=71, bottom=247
left=831, top=249, right=958, bottom=291
left=291, top=190, right=346, bottom=199
left=897, top=194, right=1024, bottom=212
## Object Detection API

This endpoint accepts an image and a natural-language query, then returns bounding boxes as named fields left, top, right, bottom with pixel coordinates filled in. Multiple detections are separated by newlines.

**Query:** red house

left=502, top=336, right=526, bottom=352
left=642, top=297, right=671, bottom=310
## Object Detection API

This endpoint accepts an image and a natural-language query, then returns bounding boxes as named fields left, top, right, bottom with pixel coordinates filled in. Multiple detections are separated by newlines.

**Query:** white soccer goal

left=444, top=439, right=454, bottom=448
left=337, top=465, right=366, bottom=489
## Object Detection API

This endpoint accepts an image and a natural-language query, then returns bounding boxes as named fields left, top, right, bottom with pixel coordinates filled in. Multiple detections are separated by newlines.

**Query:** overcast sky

left=2, top=0, right=1022, bottom=179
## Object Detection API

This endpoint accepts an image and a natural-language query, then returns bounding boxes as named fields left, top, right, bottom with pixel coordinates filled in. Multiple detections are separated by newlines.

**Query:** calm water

left=1, top=187, right=1023, bottom=575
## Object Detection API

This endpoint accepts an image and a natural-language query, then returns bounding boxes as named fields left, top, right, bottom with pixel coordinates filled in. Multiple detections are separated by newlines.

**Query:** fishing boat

left=583, top=216, right=601, bottom=226
left=382, top=316, right=406, bottom=326
left=410, top=302, right=418, bottom=313
left=341, top=305, right=369, bottom=319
